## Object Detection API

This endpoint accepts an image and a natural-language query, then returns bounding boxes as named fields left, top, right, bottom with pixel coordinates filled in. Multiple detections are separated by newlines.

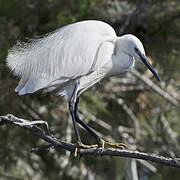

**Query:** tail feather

left=18, top=77, right=50, bottom=95
left=15, top=76, right=28, bottom=93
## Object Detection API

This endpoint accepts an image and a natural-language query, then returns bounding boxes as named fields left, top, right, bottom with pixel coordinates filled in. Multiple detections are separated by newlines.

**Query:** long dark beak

left=135, top=48, right=160, bottom=81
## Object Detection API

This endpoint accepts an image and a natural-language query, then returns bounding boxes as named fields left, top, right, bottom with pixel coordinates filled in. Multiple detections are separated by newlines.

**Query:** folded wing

left=7, top=20, right=116, bottom=95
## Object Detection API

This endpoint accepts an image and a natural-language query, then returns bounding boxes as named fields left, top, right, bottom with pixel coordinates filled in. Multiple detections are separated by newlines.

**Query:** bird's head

left=116, top=34, right=160, bottom=81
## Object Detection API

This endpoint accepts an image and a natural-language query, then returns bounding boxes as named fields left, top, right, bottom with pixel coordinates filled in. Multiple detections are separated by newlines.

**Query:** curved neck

left=108, top=53, right=135, bottom=76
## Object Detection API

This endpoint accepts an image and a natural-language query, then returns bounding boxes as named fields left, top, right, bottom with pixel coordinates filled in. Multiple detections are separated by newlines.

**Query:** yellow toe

left=99, top=139, right=128, bottom=149
left=74, top=143, right=98, bottom=157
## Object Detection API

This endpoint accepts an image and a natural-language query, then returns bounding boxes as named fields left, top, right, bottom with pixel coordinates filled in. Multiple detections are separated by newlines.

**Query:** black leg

left=71, top=88, right=128, bottom=152
left=69, top=80, right=82, bottom=144
left=74, top=97, right=101, bottom=142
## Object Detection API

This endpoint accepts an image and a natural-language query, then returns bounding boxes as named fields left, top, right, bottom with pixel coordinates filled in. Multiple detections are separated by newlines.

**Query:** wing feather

left=7, top=20, right=116, bottom=94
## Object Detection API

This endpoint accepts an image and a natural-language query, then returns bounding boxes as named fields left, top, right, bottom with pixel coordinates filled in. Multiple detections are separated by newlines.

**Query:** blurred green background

left=0, top=0, right=180, bottom=179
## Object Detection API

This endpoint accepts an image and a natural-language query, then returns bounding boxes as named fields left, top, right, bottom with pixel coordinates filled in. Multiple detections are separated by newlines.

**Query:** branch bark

left=1, top=114, right=180, bottom=168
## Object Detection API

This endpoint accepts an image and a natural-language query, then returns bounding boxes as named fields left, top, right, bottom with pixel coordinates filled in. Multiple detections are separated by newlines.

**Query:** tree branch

left=130, top=69, right=179, bottom=107
left=1, top=114, right=180, bottom=168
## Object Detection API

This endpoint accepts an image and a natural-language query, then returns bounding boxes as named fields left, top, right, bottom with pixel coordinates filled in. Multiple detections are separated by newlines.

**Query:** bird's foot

left=99, top=139, right=128, bottom=150
left=74, top=142, right=98, bottom=157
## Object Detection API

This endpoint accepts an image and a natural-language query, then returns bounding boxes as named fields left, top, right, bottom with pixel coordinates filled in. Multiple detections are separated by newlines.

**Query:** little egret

left=7, top=20, right=160, bottom=153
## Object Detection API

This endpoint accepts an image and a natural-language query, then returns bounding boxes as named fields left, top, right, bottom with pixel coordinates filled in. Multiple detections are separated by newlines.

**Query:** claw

left=74, top=147, right=78, bottom=157
left=100, top=139, right=105, bottom=150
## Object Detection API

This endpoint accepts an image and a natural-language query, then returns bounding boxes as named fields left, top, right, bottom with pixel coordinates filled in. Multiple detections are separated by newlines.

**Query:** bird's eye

left=134, top=47, right=139, bottom=53
left=134, top=47, right=140, bottom=56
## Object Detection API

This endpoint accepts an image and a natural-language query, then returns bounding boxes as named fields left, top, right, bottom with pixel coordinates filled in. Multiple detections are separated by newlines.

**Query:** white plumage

left=7, top=21, right=115, bottom=97
left=6, top=20, right=161, bottom=149
left=7, top=20, right=159, bottom=98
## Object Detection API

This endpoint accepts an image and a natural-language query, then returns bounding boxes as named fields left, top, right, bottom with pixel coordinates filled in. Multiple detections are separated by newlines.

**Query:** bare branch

left=117, top=98, right=140, bottom=140
left=130, top=69, right=179, bottom=107
left=1, top=114, right=180, bottom=168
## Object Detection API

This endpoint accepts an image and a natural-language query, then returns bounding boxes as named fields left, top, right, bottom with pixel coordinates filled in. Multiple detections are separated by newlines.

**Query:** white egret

left=6, top=20, right=160, bottom=152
